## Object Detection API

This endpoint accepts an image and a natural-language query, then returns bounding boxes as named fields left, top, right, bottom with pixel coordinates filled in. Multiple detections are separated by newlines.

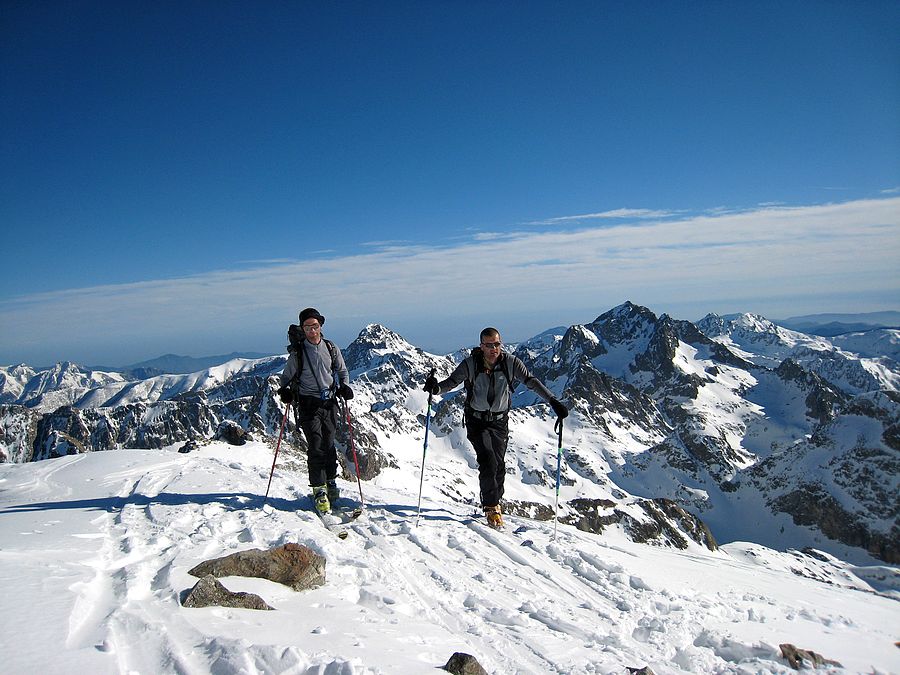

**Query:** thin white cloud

left=471, top=231, right=529, bottom=241
left=361, top=239, right=413, bottom=248
left=237, top=258, right=298, bottom=265
left=2, top=197, right=899, bottom=364
left=527, top=208, right=679, bottom=225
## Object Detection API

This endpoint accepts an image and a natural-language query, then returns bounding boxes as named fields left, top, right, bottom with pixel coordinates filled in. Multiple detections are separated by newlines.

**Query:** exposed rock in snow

left=182, top=575, right=274, bottom=611
left=188, top=543, right=327, bottom=592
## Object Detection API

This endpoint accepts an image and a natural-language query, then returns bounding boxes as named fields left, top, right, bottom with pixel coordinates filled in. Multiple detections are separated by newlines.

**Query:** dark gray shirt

left=280, top=339, right=349, bottom=396
left=436, top=351, right=554, bottom=412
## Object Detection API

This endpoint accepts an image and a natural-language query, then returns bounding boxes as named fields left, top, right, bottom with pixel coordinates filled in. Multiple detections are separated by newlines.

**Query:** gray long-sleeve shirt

left=436, top=351, right=554, bottom=412
left=280, top=338, right=349, bottom=397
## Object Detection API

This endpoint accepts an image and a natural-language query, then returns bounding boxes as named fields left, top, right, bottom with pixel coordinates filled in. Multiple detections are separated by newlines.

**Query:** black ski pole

left=415, top=368, right=436, bottom=527
left=553, top=415, right=564, bottom=540
left=343, top=398, right=365, bottom=509
left=263, top=404, right=289, bottom=506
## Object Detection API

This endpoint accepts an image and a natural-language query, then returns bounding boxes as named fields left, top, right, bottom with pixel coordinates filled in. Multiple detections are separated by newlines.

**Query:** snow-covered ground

left=1, top=442, right=897, bottom=674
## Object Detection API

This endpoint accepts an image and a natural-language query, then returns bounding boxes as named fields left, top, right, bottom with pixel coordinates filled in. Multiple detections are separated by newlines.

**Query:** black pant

left=465, top=412, right=509, bottom=508
left=295, top=397, right=338, bottom=487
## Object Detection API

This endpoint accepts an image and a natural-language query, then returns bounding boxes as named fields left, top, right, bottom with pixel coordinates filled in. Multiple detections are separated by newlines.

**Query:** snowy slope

left=1, top=443, right=897, bottom=675
left=830, top=329, right=900, bottom=361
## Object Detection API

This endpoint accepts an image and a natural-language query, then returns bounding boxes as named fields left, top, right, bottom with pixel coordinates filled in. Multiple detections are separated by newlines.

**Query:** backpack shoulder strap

left=323, top=339, right=339, bottom=373
left=502, top=354, right=515, bottom=391
left=499, top=353, right=516, bottom=411
left=287, top=324, right=305, bottom=383
left=288, top=343, right=305, bottom=387
left=463, top=351, right=478, bottom=409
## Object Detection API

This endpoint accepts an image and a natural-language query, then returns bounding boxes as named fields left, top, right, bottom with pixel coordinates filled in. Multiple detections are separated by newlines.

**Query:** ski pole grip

left=426, top=368, right=436, bottom=402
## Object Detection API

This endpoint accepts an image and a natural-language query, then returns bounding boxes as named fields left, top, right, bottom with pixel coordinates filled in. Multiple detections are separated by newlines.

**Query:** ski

left=332, top=496, right=364, bottom=522
left=312, top=498, right=364, bottom=540
left=316, top=510, right=350, bottom=539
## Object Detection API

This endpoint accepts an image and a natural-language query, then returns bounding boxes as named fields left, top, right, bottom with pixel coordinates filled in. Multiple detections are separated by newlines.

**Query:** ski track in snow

left=0, top=444, right=898, bottom=675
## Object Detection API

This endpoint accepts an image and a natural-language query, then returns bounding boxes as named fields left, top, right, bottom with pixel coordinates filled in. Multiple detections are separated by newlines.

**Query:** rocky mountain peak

left=695, top=313, right=728, bottom=336
left=705, top=312, right=805, bottom=349
left=0, top=364, right=38, bottom=404
left=343, top=324, right=426, bottom=372
left=591, top=301, right=659, bottom=341
left=20, top=361, right=93, bottom=403
left=356, top=323, right=415, bottom=351
left=555, top=324, right=604, bottom=368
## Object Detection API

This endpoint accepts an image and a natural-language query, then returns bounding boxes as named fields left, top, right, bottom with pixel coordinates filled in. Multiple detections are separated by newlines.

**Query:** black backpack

left=286, top=323, right=340, bottom=389
left=463, top=348, right=516, bottom=411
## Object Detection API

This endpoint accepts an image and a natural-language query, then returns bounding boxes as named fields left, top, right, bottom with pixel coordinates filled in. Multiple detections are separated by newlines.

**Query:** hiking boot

left=484, top=505, right=503, bottom=528
left=311, top=485, right=331, bottom=514
left=326, top=479, right=340, bottom=504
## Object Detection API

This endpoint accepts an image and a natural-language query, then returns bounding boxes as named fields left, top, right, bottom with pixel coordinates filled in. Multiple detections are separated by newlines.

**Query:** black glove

left=338, top=383, right=354, bottom=400
left=423, top=375, right=440, bottom=395
left=550, top=398, right=568, bottom=419
left=277, top=386, right=294, bottom=404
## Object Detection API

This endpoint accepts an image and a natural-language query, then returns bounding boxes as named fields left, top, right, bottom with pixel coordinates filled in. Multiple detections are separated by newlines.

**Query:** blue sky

left=2, top=1, right=899, bottom=366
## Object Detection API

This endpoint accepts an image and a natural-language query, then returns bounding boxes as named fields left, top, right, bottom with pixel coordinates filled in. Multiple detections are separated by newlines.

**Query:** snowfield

left=1, top=442, right=897, bottom=675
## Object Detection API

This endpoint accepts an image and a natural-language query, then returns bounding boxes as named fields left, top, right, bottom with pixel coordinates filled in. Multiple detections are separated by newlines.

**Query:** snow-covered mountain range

left=2, top=302, right=898, bottom=567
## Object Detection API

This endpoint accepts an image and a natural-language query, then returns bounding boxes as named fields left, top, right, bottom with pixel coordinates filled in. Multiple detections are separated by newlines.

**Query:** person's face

left=480, top=334, right=502, bottom=364
left=302, top=319, right=322, bottom=344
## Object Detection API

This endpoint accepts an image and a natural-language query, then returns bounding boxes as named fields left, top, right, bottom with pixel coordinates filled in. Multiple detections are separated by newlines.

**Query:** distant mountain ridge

left=778, top=310, right=900, bottom=337
left=90, top=351, right=275, bottom=376
left=1, top=302, right=897, bottom=566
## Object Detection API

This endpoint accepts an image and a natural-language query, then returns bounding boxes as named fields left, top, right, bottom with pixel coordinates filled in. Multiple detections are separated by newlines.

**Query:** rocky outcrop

left=773, top=486, right=898, bottom=564
left=639, top=498, right=718, bottom=551
left=561, top=497, right=619, bottom=533
left=775, top=359, right=848, bottom=424
left=0, top=405, right=41, bottom=462
left=507, top=496, right=717, bottom=551
left=215, top=419, right=247, bottom=445
left=182, top=575, right=273, bottom=610
left=334, top=417, right=396, bottom=481
left=779, top=643, right=842, bottom=670
left=616, top=499, right=718, bottom=551
left=443, top=652, right=488, bottom=675
left=188, top=543, right=326, bottom=592
left=182, top=544, right=327, bottom=611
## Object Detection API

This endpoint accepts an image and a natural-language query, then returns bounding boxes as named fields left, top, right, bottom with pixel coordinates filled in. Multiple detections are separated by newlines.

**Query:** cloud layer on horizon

left=2, top=197, right=898, bottom=364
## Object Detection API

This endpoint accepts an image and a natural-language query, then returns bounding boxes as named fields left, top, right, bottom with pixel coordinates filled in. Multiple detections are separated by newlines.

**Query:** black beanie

left=298, top=307, right=325, bottom=326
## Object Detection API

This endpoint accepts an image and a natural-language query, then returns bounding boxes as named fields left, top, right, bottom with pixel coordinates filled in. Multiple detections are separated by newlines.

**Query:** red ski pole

left=263, top=405, right=289, bottom=505
left=343, top=398, right=365, bottom=509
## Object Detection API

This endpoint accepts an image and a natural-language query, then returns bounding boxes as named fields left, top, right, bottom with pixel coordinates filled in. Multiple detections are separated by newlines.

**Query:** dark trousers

left=465, top=413, right=509, bottom=508
left=295, top=397, right=338, bottom=487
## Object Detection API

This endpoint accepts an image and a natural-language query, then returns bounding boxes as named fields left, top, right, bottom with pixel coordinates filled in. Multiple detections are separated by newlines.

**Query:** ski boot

left=311, top=485, right=331, bottom=514
left=327, top=479, right=340, bottom=505
left=484, top=504, right=503, bottom=529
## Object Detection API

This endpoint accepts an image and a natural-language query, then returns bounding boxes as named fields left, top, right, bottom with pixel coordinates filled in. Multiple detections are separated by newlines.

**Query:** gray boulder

left=183, top=574, right=273, bottom=610
left=215, top=419, right=247, bottom=445
left=443, top=652, right=488, bottom=675
left=188, top=543, right=326, bottom=591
